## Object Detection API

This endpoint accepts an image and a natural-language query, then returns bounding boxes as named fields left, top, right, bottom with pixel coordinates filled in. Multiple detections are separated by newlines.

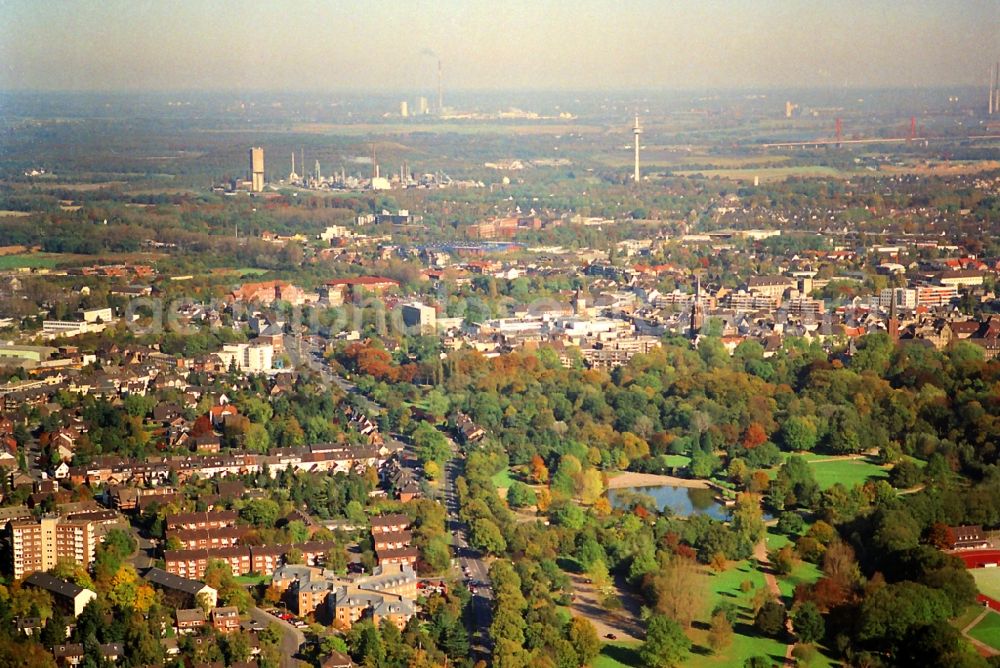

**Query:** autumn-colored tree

left=806, top=577, right=851, bottom=612
left=191, top=414, right=213, bottom=437
left=770, top=545, right=797, bottom=576
left=645, top=555, right=708, bottom=628
left=926, top=522, right=955, bottom=551
left=742, top=422, right=768, bottom=449
left=593, top=496, right=612, bottom=517
left=535, top=487, right=551, bottom=512
left=529, top=454, right=549, bottom=484
left=708, top=611, right=734, bottom=654
left=749, top=470, right=771, bottom=494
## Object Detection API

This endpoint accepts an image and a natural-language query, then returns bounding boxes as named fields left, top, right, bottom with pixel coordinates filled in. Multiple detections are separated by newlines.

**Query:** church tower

left=573, top=287, right=586, bottom=316
left=690, top=275, right=704, bottom=339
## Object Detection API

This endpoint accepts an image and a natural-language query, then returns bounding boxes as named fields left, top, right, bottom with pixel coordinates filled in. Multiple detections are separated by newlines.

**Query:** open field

left=972, top=568, right=1000, bottom=601
left=595, top=153, right=794, bottom=169
left=968, top=610, right=1000, bottom=651
left=672, top=165, right=848, bottom=182
left=878, top=159, right=1000, bottom=176
left=0, top=210, right=33, bottom=217
left=37, top=181, right=127, bottom=191
left=0, top=254, right=62, bottom=270
left=802, top=455, right=888, bottom=490
left=209, top=267, right=272, bottom=277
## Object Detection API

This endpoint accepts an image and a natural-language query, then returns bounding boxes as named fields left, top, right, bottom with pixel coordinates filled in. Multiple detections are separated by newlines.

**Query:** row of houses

left=67, top=443, right=382, bottom=487
left=164, top=540, right=337, bottom=579
left=370, top=513, right=419, bottom=568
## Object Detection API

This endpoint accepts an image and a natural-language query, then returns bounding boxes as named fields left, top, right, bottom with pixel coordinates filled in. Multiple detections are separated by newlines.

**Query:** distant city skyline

left=0, top=0, right=996, bottom=92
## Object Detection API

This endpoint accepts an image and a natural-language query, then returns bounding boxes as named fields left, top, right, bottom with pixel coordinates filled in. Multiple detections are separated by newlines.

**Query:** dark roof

left=321, top=651, right=355, bottom=668
left=952, top=525, right=985, bottom=540
left=23, top=572, right=90, bottom=600
left=54, top=643, right=122, bottom=658
left=176, top=608, right=207, bottom=624
left=143, top=567, right=213, bottom=596
left=370, top=513, right=410, bottom=528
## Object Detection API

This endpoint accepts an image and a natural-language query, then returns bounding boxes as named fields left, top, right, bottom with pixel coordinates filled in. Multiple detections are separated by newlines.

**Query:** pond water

left=607, top=484, right=729, bottom=520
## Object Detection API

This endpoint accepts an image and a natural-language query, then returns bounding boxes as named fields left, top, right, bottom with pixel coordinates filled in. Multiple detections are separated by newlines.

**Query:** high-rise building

left=9, top=516, right=98, bottom=579
left=418, top=97, right=429, bottom=115
left=401, top=302, right=436, bottom=334
left=249, top=147, right=265, bottom=192
left=400, top=101, right=409, bottom=118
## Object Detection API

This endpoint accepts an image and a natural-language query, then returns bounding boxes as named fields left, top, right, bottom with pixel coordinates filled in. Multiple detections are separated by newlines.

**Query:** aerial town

left=1, top=4, right=1000, bottom=668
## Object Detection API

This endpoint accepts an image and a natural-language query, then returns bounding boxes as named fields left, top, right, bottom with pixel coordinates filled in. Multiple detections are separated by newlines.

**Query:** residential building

left=143, top=567, right=218, bottom=609
left=23, top=572, right=97, bottom=617
left=216, top=343, right=273, bottom=373
left=212, top=606, right=241, bottom=634
left=165, top=510, right=239, bottom=531
left=746, top=276, right=796, bottom=300
left=400, top=302, right=436, bottom=334
left=9, top=515, right=98, bottom=579
left=176, top=608, right=208, bottom=633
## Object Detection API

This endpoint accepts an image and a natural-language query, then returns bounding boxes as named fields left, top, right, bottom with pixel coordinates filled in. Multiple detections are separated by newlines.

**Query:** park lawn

left=684, top=561, right=788, bottom=668
left=968, top=610, right=1000, bottom=651
left=776, top=559, right=822, bottom=602
left=766, top=527, right=792, bottom=551
left=234, top=574, right=271, bottom=586
left=662, top=454, right=692, bottom=469
left=786, top=453, right=888, bottom=490
left=593, top=641, right=642, bottom=668
left=491, top=466, right=517, bottom=490
left=971, top=568, right=1000, bottom=601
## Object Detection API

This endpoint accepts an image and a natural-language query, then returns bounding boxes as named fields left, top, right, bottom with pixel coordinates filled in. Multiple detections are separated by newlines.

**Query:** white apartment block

left=217, top=343, right=274, bottom=373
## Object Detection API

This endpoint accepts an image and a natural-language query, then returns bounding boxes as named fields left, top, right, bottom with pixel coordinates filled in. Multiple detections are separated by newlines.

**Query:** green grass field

left=594, top=641, right=643, bottom=668
left=0, top=254, right=61, bottom=270
left=776, top=560, right=823, bottom=602
left=662, top=454, right=692, bottom=469
left=685, top=562, right=789, bottom=668
left=972, top=569, right=1000, bottom=601
left=805, top=457, right=888, bottom=490
left=968, top=610, right=1000, bottom=651
left=491, top=466, right=516, bottom=490
left=672, top=165, right=848, bottom=182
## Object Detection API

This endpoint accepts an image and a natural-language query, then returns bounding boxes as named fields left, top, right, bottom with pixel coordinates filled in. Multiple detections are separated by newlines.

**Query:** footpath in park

left=754, top=538, right=797, bottom=667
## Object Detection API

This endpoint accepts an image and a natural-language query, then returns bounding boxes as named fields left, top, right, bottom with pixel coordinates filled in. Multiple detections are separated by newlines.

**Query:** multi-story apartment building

left=273, top=563, right=417, bottom=628
left=746, top=276, right=796, bottom=300
left=9, top=515, right=97, bottom=579
left=164, top=510, right=239, bottom=532
left=164, top=541, right=336, bottom=579
left=166, top=526, right=249, bottom=550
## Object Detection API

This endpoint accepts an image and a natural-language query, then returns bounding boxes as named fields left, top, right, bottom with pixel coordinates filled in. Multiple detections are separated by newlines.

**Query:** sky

left=0, top=0, right=997, bottom=92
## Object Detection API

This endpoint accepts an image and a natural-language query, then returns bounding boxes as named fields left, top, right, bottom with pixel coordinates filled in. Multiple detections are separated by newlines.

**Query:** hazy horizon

left=1, top=0, right=997, bottom=93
